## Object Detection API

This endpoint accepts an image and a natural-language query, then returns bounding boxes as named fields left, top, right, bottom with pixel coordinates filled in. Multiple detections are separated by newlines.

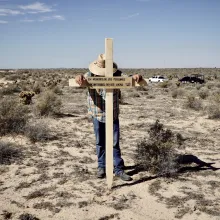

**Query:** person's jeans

left=92, top=118, right=124, bottom=175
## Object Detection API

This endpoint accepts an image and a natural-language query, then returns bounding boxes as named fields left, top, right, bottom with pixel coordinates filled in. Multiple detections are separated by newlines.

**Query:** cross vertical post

left=105, top=38, right=114, bottom=189
left=68, top=39, right=148, bottom=189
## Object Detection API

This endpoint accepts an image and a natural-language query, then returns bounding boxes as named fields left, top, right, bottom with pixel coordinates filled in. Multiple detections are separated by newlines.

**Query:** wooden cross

left=69, top=38, right=148, bottom=189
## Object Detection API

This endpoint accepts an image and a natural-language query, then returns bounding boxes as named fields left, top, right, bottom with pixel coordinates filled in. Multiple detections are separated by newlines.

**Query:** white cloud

left=0, top=8, right=23, bottom=16
left=39, top=15, right=65, bottom=22
left=19, top=2, right=54, bottom=13
left=0, top=19, right=8, bottom=23
left=20, top=19, right=34, bottom=22
left=120, top=13, right=140, bottom=20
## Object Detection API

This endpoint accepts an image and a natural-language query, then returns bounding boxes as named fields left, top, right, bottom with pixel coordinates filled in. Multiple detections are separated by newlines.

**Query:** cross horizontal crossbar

left=69, top=77, right=148, bottom=88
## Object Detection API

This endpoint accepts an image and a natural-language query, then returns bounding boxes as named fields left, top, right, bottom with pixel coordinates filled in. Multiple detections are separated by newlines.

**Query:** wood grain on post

left=105, top=38, right=114, bottom=189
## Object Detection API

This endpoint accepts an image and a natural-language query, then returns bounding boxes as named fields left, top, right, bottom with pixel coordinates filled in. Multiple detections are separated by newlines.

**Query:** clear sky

left=0, top=0, right=219, bottom=69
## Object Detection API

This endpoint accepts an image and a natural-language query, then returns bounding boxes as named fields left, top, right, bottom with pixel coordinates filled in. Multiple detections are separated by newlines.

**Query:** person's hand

left=132, top=74, right=142, bottom=83
left=75, top=75, right=86, bottom=86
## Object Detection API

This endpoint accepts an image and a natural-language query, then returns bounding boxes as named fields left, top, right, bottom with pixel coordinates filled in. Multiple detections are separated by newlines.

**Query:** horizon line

left=0, top=67, right=220, bottom=70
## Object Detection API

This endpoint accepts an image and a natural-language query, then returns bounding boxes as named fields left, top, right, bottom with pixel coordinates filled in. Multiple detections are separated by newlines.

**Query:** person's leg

left=113, top=119, right=125, bottom=175
left=113, top=119, right=132, bottom=181
left=93, top=118, right=106, bottom=170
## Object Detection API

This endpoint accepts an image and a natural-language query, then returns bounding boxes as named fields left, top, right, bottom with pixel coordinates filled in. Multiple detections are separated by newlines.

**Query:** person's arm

left=121, top=72, right=142, bottom=83
left=75, top=72, right=89, bottom=86
left=132, top=74, right=142, bottom=83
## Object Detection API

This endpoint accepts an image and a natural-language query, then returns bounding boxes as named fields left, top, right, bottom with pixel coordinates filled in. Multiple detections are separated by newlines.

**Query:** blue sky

left=0, top=0, right=219, bottom=68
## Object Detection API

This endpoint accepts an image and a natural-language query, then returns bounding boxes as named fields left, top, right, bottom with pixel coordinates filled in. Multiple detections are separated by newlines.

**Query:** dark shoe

left=97, top=168, right=106, bottom=178
left=117, top=172, right=133, bottom=181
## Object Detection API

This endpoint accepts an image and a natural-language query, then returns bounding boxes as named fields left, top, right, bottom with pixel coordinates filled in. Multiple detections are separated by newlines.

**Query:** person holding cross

left=75, top=54, right=142, bottom=181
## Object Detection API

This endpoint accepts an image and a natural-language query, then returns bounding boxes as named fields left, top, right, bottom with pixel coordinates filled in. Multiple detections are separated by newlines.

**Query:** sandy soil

left=0, top=75, right=220, bottom=220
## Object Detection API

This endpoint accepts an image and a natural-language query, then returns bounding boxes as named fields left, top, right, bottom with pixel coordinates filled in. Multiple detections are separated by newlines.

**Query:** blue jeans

left=92, top=118, right=124, bottom=175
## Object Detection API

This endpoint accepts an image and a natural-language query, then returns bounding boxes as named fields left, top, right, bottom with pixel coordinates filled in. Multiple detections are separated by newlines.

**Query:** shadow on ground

left=113, top=154, right=219, bottom=189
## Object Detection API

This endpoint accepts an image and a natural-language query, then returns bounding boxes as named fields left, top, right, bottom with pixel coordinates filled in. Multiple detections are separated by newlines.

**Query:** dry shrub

left=0, top=72, right=7, bottom=78
left=158, top=81, right=170, bottom=88
left=196, top=84, right=204, bottom=90
left=19, top=213, right=40, bottom=220
left=184, top=95, right=203, bottom=111
left=146, top=94, right=155, bottom=99
left=171, top=88, right=185, bottom=98
left=211, top=91, right=220, bottom=103
left=130, top=91, right=141, bottom=98
left=0, top=97, right=29, bottom=135
left=0, top=84, right=21, bottom=95
left=1, top=210, right=12, bottom=219
left=198, top=88, right=209, bottom=99
left=0, top=141, right=22, bottom=164
left=207, top=104, right=220, bottom=119
left=134, top=120, right=184, bottom=176
left=5, top=74, right=20, bottom=81
left=34, top=91, right=62, bottom=116
left=135, top=86, right=148, bottom=92
left=206, top=82, right=215, bottom=89
left=24, top=119, right=54, bottom=143
left=33, top=82, right=42, bottom=94
left=51, top=86, right=63, bottom=95
left=19, top=91, right=35, bottom=105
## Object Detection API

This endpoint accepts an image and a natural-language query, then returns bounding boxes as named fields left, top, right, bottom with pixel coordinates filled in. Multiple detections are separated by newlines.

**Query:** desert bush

left=0, top=72, right=7, bottom=78
left=134, top=120, right=184, bottom=176
left=19, top=91, right=35, bottom=105
left=146, top=95, right=155, bottom=99
left=176, top=81, right=181, bottom=87
left=129, top=91, right=141, bottom=98
left=171, top=88, right=185, bottom=98
left=213, top=74, right=218, bottom=79
left=51, top=86, right=63, bottom=95
left=207, top=104, right=220, bottom=119
left=24, top=119, right=54, bottom=143
left=0, top=141, right=22, bottom=164
left=184, top=95, right=203, bottom=111
left=0, top=84, right=21, bottom=95
left=198, top=88, right=209, bottom=99
left=34, top=91, right=62, bottom=116
left=0, top=97, right=29, bottom=135
left=33, top=82, right=42, bottom=94
left=209, top=90, right=220, bottom=103
left=135, top=86, right=148, bottom=92
left=206, top=82, right=215, bottom=89
left=19, top=213, right=40, bottom=220
left=196, top=84, right=204, bottom=90
left=5, top=74, right=20, bottom=81
left=158, top=81, right=170, bottom=88
left=20, top=83, right=32, bottom=92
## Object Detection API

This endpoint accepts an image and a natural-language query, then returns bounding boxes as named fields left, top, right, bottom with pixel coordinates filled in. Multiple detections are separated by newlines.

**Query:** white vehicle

left=149, top=75, right=168, bottom=83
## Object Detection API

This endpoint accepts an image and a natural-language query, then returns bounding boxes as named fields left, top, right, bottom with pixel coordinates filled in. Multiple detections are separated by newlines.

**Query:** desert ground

left=0, top=68, right=220, bottom=220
